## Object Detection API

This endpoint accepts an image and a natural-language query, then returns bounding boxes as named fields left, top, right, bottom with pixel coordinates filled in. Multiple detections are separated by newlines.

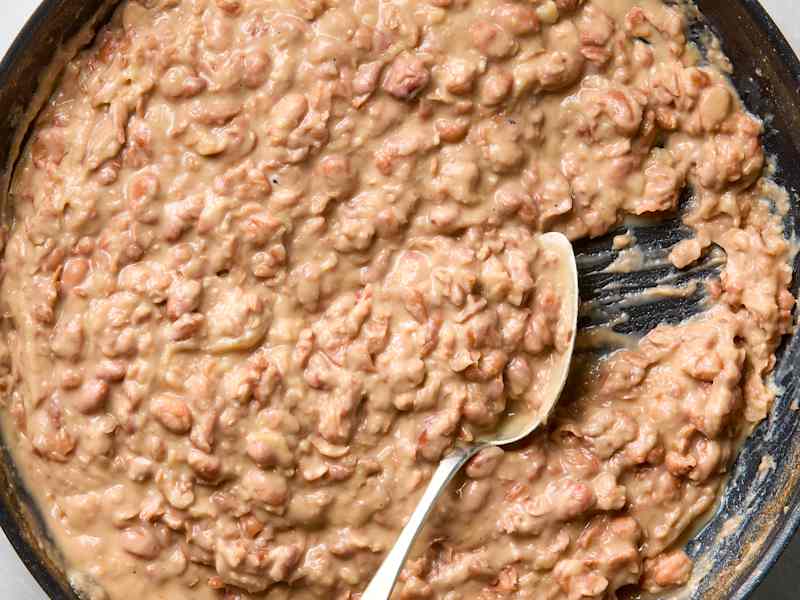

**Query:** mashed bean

left=0, top=0, right=794, bottom=599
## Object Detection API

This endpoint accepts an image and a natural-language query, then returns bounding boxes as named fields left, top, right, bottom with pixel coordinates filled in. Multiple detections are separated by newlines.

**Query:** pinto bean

left=383, top=53, right=431, bottom=100
left=150, top=395, right=193, bottom=434
left=120, top=526, right=161, bottom=559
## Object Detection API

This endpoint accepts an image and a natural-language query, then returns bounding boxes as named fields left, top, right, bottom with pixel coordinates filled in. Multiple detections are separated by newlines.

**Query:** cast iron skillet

left=0, top=1, right=799, bottom=599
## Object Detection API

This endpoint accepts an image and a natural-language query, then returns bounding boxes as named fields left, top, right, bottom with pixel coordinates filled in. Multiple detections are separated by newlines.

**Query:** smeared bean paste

left=0, top=0, right=794, bottom=598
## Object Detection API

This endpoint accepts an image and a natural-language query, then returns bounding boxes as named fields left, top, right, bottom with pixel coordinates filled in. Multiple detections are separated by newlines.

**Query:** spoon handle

left=362, top=444, right=484, bottom=600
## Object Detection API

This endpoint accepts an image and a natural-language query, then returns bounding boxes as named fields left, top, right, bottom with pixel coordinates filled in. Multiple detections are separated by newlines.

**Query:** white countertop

left=0, top=1, right=798, bottom=598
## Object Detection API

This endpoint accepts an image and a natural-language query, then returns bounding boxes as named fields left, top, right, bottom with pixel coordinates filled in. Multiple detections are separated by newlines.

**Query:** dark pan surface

left=1, top=1, right=799, bottom=599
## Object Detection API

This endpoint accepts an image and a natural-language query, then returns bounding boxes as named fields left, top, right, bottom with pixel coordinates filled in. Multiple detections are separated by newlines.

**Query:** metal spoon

left=362, top=231, right=580, bottom=600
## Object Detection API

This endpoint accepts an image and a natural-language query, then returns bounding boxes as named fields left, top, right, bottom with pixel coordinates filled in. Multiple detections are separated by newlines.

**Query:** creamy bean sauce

left=0, top=0, right=795, bottom=598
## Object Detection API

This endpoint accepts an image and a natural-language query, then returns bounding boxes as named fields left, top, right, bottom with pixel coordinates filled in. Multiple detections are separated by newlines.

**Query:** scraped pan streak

left=0, top=1, right=798, bottom=599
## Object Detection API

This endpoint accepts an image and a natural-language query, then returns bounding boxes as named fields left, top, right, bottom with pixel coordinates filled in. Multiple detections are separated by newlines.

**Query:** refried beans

left=0, top=0, right=795, bottom=599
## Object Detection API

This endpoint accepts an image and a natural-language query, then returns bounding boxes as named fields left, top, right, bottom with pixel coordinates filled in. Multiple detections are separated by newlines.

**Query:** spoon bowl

left=363, top=231, right=579, bottom=600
